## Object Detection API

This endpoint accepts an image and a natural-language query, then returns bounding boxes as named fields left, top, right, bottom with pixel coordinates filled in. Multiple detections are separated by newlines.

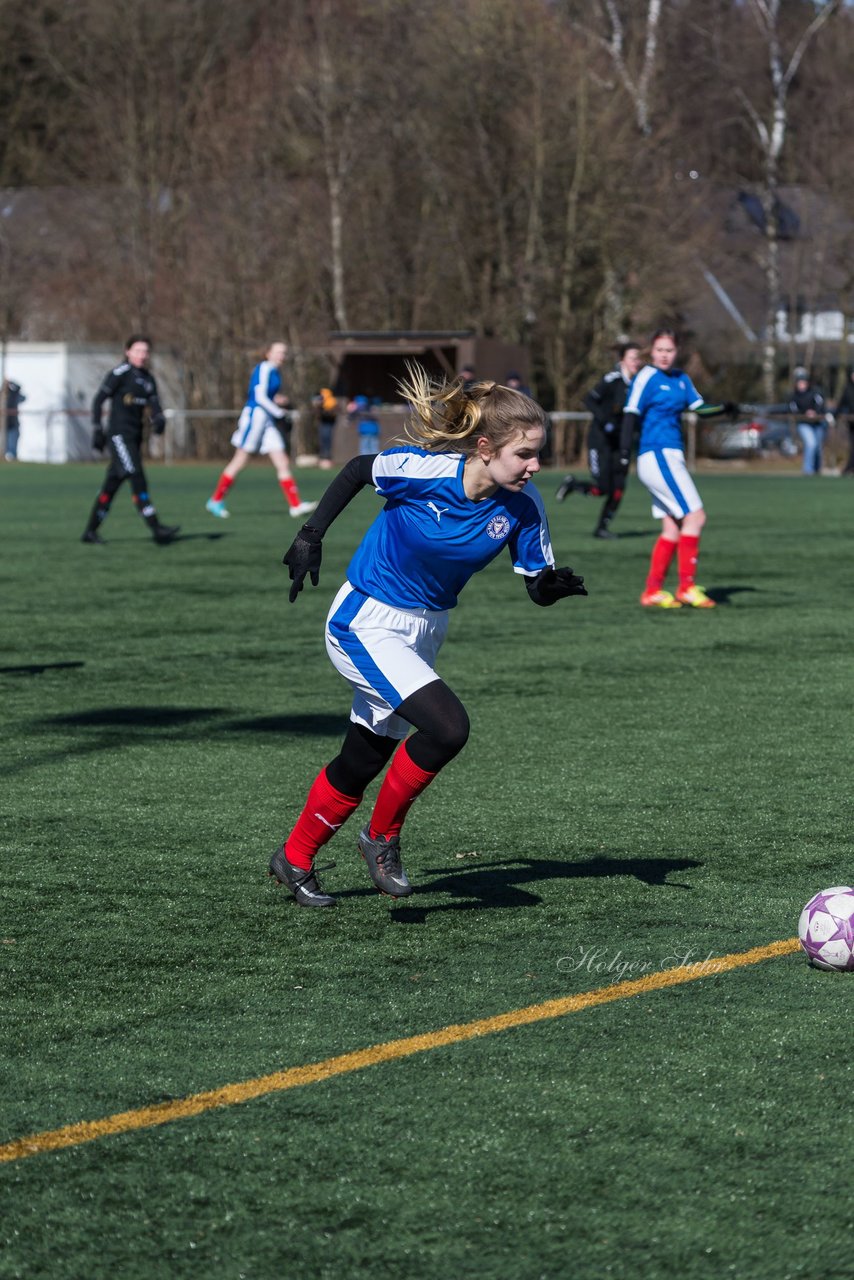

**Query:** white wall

left=1, top=342, right=185, bottom=463
left=2, top=343, right=70, bottom=461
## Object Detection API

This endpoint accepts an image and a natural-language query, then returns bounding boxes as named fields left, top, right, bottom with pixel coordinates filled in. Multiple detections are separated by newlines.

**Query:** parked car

left=699, top=415, right=798, bottom=459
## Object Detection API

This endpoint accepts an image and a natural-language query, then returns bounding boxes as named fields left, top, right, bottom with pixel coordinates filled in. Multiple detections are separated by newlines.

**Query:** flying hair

left=397, top=362, right=546, bottom=456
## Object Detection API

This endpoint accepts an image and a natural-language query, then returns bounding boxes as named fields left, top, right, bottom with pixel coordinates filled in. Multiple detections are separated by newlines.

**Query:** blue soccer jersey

left=246, top=361, right=284, bottom=419
left=624, top=365, right=703, bottom=454
left=346, top=446, right=555, bottom=611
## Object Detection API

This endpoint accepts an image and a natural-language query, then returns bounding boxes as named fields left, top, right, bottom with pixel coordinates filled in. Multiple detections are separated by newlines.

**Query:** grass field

left=1, top=460, right=852, bottom=1279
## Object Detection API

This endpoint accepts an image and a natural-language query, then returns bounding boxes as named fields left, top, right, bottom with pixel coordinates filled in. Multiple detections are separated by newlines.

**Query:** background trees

left=0, top=0, right=850, bottom=414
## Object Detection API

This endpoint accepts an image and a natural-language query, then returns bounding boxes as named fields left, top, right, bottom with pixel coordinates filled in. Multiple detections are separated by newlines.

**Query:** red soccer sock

left=369, top=741, right=438, bottom=840
left=212, top=472, right=235, bottom=503
left=280, top=477, right=301, bottom=508
left=645, top=536, right=678, bottom=592
left=284, top=768, right=362, bottom=870
left=678, top=535, right=701, bottom=591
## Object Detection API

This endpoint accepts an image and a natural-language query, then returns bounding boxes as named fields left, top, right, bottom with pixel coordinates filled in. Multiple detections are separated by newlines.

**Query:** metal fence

left=3, top=405, right=850, bottom=471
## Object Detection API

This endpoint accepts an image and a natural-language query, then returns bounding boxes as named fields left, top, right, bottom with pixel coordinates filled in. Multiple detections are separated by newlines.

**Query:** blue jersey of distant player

left=624, top=365, right=704, bottom=454
left=245, top=360, right=284, bottom=418
left=346, top=446, right=554, bottom=611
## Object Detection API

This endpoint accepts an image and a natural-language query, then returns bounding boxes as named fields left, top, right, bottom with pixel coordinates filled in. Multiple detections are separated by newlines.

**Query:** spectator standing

left=783, top=368, right=829, bottom=478
left=555, top=341, right=643, bottom=539
left=314, top=387, right=339, bottom=470
left=3, top=380, right=25, bottom=461
left=505, top=371, right=531, bottom=397
left=206, top=341, right=316, bottom=520
left=351, top=395, right=381, bottom=455
left=81, top=335, right=180, bottom=545
left=787, top=368, right=829, bottom=476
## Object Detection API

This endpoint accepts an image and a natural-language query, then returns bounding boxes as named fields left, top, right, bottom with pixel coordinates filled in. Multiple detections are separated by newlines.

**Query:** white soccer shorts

left=637, top=447, right=704, bottom=519
left=325, top=583, right=448, bottom=739
left=230, top=405, right=286, bottom=455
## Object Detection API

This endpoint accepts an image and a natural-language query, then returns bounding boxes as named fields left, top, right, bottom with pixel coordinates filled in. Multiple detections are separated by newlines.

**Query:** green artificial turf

left=1, top=460, right=852, bottom=1279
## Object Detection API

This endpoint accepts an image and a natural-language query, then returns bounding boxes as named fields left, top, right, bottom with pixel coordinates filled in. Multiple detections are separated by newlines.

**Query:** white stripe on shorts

left=325, top=582, right=448, bottom=739
left=636, top=447, right=703, bottom=520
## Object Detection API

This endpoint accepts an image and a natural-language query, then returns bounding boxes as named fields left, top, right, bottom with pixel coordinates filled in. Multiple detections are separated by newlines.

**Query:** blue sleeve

left=685, top=376, right=704, bottom=410
left=624, top=365, right=654, bottom=417
left=508, top=488, right=555, bottom=575
left=255, top=362, right=284, bottom=418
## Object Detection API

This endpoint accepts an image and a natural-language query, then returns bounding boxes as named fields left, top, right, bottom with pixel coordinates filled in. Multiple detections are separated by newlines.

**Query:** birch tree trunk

left=740, top=0, right=839, bottom=400
left=552, top=70, right=589, bottom=413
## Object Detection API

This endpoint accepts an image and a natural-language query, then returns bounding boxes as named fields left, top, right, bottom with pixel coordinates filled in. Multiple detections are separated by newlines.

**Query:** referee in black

left=81, top=335, right=180, bottom=545
left=556, top=340, right=642, bottom=539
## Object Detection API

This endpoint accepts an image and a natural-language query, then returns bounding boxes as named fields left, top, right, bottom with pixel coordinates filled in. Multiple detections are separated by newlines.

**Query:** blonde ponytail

left=398, top=363, right=544, bottom=456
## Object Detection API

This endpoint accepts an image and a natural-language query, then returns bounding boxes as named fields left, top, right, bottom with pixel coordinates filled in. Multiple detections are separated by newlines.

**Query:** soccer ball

left=798, top=887, right=854, bottom=971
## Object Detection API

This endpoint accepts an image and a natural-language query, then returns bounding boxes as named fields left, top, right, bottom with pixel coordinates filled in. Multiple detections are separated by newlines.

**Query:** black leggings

left=325, top=679, right=470, bottom=796
left=587, top=426, right=626, bottom=499
left=102, top=434, right=153, bottom=506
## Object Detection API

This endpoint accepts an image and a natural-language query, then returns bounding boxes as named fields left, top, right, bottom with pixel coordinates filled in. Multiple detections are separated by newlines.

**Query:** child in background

left=352, top=395, right=382, bottom=455
left=315, top=387, right=339, bottom=470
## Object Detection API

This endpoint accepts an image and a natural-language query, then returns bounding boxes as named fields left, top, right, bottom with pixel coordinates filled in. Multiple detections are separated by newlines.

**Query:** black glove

left=282, top=526, right=323, bottom=603
left=92, top=427, right=106, bottom=451
left=152, top=415, right=166, bottom=436
left=526, top=565, right=588, bottom=607
left=723, top=400, right=740, bottom=420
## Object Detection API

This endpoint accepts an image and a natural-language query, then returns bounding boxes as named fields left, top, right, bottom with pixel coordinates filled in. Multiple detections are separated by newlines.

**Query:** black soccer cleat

left=152, top=524, right=181, bottom=545
left=357, top=826, right=413, bottom=898
left=81, top=530, right=107, bottom=544
left=555, top=475, right=576, bottom=503
left=268, top=845, right=337, bottom=907
left=593, top=526, right=618, bottom=540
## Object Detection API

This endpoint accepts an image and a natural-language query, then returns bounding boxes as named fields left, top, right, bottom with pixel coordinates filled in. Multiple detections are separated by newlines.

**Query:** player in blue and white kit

left=620, top=329, right=736, bottom=609
left=205, top=341, right=316, bottom=520
left=270, top=366, right=587, bottom=907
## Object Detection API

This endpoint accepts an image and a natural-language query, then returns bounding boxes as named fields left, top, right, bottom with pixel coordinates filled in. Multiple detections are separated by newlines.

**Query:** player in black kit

left=555, top=341, right=642, bottom=538
left=81, top=335, right=180, bottom=545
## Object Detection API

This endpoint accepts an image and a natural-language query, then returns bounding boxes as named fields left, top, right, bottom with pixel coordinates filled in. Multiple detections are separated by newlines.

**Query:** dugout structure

left=325, top=329, right=530, bottom=462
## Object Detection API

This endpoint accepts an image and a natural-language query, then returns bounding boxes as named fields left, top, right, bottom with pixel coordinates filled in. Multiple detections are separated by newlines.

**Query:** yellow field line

left=1, top=936, right=799, bottom=1165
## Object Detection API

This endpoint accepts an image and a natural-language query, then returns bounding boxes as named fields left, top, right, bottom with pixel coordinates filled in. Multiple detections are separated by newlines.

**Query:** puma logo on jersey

left=427, top=502, right=450, bottom=523
left=396, top=457, right=410, bottom=470
left=314, top=813, right=342, bottom=831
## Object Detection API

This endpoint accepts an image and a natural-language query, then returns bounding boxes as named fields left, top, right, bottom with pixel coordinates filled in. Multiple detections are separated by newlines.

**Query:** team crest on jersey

left=486, top=513, right=511, bottom=541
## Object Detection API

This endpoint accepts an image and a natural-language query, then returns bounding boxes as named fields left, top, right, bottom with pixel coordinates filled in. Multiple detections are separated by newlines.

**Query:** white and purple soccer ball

left=798, top=887, right=854, bottom=971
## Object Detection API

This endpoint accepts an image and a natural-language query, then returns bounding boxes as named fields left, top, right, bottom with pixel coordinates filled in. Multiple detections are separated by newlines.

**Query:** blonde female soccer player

left=206, top=341, right=316, bottom=520
left=272, top=367, right=587, bottom=907
left=620, top=329, right=736, bottom=609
